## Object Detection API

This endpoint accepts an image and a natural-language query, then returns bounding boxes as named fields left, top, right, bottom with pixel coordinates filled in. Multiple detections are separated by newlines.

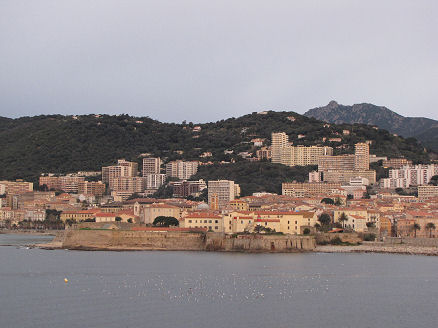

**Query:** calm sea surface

left=1, top=234, right=437, bottom=328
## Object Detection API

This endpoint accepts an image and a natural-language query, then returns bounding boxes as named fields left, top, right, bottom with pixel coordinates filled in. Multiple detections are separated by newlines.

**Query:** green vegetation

left=193, top=161, right=313, bottom=196
left=317, top=213, right=332, bottom=227
left=0, top=111, right=432, bottom=182
left=412, top=223, right=421, bottom=238
left=363, top=233, right=376, bottom=241
left=153, top=216, right=179, bottom=227
left=321, top=198, right=334, bottom=205
left=426, top=222, right=436, bottom=238
left=429, top=175, right=438, bottom=186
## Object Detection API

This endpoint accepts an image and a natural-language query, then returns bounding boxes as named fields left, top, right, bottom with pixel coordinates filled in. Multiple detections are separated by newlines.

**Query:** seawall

left=58, top=230, right=316, bottom=252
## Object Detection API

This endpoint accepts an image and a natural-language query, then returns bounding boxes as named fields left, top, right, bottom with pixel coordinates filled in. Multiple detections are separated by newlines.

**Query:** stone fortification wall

left=61, top=230, right=315, bottom=252
left=62, top=230, right=206, bottom=251
left=206, top=233, right=315, bottom=252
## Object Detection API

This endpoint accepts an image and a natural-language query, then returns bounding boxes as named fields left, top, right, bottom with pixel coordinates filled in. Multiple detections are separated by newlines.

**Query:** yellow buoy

left=64, top=278, right=68, bottom=283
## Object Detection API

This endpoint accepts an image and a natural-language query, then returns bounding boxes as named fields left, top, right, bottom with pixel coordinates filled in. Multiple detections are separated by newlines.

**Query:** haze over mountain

left=304, top=101, right=438, bottom=152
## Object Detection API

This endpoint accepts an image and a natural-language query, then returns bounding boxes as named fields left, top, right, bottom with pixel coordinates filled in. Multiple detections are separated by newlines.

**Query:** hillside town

left=1, top=131, right=437, bottom=241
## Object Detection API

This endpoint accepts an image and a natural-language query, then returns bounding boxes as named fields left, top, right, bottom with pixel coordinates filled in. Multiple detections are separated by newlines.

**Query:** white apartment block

left=387, top=164, right=438, bottom=187
left=166, top=161, right=199, bottom=180
left=144, top=174, right=166, bottom=190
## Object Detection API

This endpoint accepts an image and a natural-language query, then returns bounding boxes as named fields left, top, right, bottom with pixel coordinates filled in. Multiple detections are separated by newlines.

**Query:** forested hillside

left=0, top=111, right=432, bottom=182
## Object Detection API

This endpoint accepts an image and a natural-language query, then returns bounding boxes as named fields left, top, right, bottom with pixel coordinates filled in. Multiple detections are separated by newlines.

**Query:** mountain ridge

left=304, top=101, right=438, bottom=151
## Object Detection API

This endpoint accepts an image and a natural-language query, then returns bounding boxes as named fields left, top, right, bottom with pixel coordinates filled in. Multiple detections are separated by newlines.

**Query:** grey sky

left=1, top=0, right=437, bottom=122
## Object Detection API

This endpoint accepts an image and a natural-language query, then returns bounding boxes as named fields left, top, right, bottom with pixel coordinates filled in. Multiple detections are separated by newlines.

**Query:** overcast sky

left=1, top=0, right=437, bottom=122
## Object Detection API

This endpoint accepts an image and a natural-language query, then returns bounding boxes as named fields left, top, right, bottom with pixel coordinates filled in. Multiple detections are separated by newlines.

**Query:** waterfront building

left=182, top=212, right=223, bottom=232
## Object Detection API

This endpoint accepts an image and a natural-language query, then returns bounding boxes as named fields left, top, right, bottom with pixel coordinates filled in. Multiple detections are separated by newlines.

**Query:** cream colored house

left=182, top=212, right=223, bottom=232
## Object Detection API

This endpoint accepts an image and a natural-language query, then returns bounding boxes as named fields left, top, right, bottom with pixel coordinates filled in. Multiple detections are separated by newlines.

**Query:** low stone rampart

left=60, top=230, right=315, bottom=252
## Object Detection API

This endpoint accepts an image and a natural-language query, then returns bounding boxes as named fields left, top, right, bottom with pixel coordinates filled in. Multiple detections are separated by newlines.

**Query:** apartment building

left=354, top=143, right=370, bottom=170
left=318, top=154, right=355, bottom=171
left=256, top=147, right=272, bottom=160
left=418, top=185, right=438, bottom=200
left=282, top=182, right=342, bottom=197
left=165, top=160, right=198, bottom=180
left=208, top=180, right=240, bottom=209
left=387, top=165, right=438, bottom=187
left=271, top=132, right=289, bottom=164
left=323, top=170, right=376, bottom=184
left=142, top=157, right=161, bottom=175
left=383, top=158, right=412, bottom=169
left=144, top=174, right=166, bottom=190
left=272, top=132, right=335, bottom=167
left=171, top=180, right=207, bottom=198
left=111, top=177, right=147, bottom=193
left=102, top=159, right=138, bottom=186
left=39, top=176, right=85, bottom=193
left=0, top=180, right=33, bottom=195
left=78, top=181, right=106, bottom=196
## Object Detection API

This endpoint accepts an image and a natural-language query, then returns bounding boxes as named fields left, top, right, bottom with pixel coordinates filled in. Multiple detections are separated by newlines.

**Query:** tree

left=429, top=175, right=438, bottom=186
left=153, top=216, right=179, bottom=227
left=412, top=223, right=421, bottom=238
left=303, top=228, right=310, bottom=235
left=426, top=222, right=436, bottom=238
left=318, top=213, right=332, bottom=226
left=321, top=198, right=334, bottom=205
left=127, top=218, right=133, bottom=223
left=115, top=217, right=122, bottom=222
left=338, top=212, right=348, bottom=228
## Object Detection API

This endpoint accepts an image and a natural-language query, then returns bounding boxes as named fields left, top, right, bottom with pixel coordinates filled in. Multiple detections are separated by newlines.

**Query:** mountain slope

left=0, top=111, right=431, bottom=182
left=304, top=101, right=438, bottom=151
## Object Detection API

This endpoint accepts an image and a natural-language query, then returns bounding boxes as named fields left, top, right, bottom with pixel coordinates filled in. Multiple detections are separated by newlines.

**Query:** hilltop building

left=271, top=132, right=333, bottom=166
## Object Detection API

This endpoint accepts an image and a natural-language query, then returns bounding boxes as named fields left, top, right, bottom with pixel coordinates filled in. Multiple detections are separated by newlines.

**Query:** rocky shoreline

left=315, top=244, right=438, bottom=256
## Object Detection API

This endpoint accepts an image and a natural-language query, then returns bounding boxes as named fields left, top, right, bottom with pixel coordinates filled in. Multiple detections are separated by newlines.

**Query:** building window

left=215, top=220, right=218, bottom=223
